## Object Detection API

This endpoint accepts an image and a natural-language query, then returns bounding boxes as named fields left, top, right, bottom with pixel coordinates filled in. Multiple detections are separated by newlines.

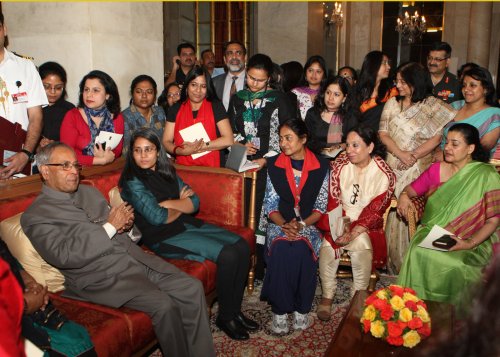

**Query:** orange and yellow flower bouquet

left=360, top=285, right=431, bottom=348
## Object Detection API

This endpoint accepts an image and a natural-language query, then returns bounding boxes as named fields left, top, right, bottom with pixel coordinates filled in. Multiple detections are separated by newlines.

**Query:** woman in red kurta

left=162, top=66, right=233, bottom=167
left=316, top=125, right=395, bottom=321
left=60, top=70, right=123, bottom=166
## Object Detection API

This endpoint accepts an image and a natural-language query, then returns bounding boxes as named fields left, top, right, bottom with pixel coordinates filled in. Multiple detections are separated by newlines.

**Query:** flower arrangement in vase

left=360, top=285, right=431, bottom=348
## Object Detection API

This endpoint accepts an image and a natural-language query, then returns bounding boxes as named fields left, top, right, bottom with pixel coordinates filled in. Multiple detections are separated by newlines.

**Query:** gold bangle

left=400, top=191, right=408, bottom=196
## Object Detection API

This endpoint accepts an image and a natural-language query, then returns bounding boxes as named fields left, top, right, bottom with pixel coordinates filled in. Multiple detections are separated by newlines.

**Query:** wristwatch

left=21, top=149, right=35, bottom=162
left=298, top=220, right=307, bottom=229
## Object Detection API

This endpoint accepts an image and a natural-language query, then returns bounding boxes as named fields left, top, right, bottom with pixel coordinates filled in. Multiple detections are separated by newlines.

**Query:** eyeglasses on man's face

left=427, top=56, right=449, bottom=62
left=45, top=161, right=83, bottom=171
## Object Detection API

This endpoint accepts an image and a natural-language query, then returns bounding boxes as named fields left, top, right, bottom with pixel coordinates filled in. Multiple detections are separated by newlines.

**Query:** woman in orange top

left=356, top=51, right=398, bottom=132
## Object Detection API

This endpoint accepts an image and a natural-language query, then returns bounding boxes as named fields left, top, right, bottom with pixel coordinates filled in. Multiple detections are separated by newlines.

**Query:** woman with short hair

left=316, top=125, right=395, bottom=321
left=60, top=70, right=123, bottom=166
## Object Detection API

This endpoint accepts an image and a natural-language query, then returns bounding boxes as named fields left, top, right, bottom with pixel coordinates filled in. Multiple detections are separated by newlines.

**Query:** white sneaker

left=293, top=311, right=312, bottom=330
left=271, top=313, right=289, bottom=334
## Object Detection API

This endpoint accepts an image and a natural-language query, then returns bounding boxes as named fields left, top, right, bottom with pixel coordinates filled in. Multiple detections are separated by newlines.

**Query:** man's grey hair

left=36, top=142, right=74, bottom=170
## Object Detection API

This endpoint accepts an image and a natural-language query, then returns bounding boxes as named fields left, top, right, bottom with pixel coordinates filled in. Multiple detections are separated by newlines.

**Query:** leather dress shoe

left=216, top=318, right=249, bottom=340
left=234, top=312, right=259, bottom=331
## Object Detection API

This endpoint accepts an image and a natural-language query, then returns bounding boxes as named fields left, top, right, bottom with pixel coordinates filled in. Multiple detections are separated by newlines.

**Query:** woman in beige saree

left=379, top=62, right=456, bottom=273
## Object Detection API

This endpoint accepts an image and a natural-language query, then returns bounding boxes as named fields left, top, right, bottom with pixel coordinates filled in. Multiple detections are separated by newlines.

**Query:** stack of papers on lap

left=225, top=144, right=260, bottom=173
left=418, top=225, right=454, bottom=252
left=96, top=131, right=123, bottom=150
left=179, top=122, right=210, bottom=159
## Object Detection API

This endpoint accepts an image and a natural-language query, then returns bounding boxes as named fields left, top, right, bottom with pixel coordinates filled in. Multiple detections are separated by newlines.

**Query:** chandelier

left=323, top=2, right=343, bottom=37
left=396, top=10, right=427, bottom=43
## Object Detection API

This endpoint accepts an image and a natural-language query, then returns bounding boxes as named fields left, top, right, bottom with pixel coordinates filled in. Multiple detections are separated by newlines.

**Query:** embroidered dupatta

left=317, top=154, right=396, bottom=266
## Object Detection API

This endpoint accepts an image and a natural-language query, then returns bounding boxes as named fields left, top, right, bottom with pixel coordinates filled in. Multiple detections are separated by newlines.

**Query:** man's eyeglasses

left=427, top=56, right=449, bottom=62
left=133, top=146, right=157, bottom=155
left=45, top=162, right=83, bottom=171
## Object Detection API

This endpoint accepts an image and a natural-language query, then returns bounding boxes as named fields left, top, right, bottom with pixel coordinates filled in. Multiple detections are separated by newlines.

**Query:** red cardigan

left=60, top=108, right=124, bottom=166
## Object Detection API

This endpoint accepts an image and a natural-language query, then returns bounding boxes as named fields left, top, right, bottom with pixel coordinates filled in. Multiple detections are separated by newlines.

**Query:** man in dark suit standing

left=21, top=142, right=215, bottom=357
left=213, top=41, right=247, bottom=110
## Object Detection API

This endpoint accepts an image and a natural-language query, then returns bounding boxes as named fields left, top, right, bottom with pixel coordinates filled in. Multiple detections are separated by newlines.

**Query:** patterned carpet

left=150, top=274, right=396, bottom=356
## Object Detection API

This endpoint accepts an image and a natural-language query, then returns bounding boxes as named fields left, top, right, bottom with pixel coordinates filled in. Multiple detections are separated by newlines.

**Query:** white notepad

left=96, top=131, right=123, bottom=150
left=418, top=225, right=455, bottom=252
left=179, top=122, right=210, bottom=160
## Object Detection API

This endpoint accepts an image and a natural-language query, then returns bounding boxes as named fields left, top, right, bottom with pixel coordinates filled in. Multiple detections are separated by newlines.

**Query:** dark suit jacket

left=21, top=184, right=181, bottom=308
left=213, top=71, right=247, bottom=105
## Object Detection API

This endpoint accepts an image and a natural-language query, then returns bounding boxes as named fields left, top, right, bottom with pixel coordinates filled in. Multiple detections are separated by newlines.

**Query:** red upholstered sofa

left=0, top=160, right=257, bottom=356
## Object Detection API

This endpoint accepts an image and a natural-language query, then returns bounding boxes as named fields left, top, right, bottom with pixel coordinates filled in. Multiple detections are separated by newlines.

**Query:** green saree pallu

left=398, top=162, right=500, bottom=308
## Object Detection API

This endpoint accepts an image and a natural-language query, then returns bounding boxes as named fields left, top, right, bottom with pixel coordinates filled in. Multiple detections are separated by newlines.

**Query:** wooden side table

left=325, top=290, right=455, bottom=357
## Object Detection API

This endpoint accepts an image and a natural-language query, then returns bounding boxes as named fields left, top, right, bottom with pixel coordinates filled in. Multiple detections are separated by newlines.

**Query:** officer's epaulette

left=12, top=52, right=34, bottom=60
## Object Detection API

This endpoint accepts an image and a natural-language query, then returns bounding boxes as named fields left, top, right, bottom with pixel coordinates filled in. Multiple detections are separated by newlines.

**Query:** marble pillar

left=3, top=2, right=164, bottom=109
left=467, top=2, right=492, bottom=67
left=255, top=2, right=308, bottom=64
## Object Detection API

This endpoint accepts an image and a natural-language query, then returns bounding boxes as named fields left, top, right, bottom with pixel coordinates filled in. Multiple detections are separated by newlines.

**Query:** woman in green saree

left=397, top=123, right=500, bottom=307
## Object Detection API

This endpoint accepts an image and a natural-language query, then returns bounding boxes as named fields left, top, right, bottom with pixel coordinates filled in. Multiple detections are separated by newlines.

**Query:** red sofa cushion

left=177, top=168, right=246, bottom=227
left=0, top=193, right=38, bottom=221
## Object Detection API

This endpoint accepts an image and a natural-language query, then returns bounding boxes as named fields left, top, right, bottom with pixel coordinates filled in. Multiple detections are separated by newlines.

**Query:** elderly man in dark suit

left=213, top=40, right=247, bottom=110
left=21, top=142, right=215, bottom=357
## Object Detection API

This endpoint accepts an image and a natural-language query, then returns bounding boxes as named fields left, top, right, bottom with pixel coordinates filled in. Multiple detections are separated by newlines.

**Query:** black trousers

left=216, top=239, right=250, bottom=321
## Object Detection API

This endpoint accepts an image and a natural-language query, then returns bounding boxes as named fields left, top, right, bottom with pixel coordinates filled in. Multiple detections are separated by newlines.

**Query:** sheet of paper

left=3, top=149, right=16, bottom=164
left=179, top=122, right=210, bottom=160
left=239, top=160, right=260, bottom=173
left=417, top=224, right=454, bottom=252
left=327, top=205, right=343, bottom=241
left=96, top=131, right=123, bottom=150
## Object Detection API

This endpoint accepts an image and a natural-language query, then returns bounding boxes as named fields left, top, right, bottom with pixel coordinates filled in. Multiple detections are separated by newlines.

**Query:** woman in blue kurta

left=119, top=128, right=258, bottom=341
left=260, top=118, right=329, bottom=334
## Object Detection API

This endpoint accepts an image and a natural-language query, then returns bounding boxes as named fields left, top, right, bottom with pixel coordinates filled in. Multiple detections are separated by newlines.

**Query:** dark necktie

left=230, top=75, right=238, bottom=97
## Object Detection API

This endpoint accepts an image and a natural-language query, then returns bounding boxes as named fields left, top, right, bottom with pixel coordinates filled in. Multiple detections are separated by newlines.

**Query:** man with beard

left=165, top=42, right=196, bottom=87
left=427, top=41, right=461, bottom=104
left=213, top=41, right=247, bottom=110
left=200, top=49, right=224, bottom=78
